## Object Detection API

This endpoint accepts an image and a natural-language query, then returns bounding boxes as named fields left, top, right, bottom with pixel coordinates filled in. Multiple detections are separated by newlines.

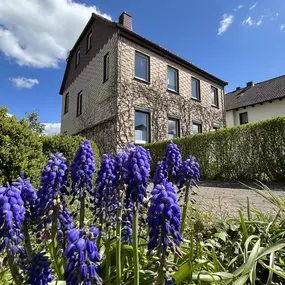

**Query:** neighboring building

left=225, top=75, right=285, bottom=127
left=60, top=12, right=227, bottom=154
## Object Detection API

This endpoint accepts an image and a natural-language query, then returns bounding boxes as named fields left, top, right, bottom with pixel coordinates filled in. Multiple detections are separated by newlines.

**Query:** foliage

left=0, top=107, right=44, bottom=185
left=146, top=116, right=285, bottom=181
left=41, top=134, right=101, bottom=167
left=0, top=138, right=285, bottom=285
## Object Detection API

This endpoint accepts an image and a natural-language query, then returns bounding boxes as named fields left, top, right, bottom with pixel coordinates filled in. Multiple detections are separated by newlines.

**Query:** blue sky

left=0, top=0, right=284, bottom=134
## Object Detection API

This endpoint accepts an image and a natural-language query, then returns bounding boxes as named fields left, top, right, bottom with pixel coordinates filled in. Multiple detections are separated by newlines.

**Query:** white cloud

left=281, top=24, right=285, bottom=30
left=242, top=17, right=253, bottom=26
left=256, top=16, right=263, bottom=26
left=234, top=5, right=244, bottom=11
left=9, top=77, right=39, bottom=88
left=43, top=123, right=61, bottom=136
left=218, top=14, right=234, bottom=35
left=250, top=2, right=258, bottom=10
left=0, top=0, right=111, bottom=68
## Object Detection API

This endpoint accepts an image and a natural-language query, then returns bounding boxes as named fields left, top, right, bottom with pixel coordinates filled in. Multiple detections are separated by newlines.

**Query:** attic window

left=87, top=32, right=92, bottom=52
left=76, top=49, right=80, bottom=67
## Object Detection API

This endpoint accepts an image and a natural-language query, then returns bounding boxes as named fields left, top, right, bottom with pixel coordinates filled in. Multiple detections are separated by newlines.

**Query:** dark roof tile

left=225, top=74, right=285, bottom=111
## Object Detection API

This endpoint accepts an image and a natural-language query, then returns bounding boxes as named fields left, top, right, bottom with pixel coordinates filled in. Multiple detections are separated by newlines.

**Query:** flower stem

left=132, top=204, right=139, bottom=285
left=180, top=182, right=191, bottom=235
left=79, top=189, right=85, bottom=228
left=105, top=239, right=111, bottom=285
left=116, top=185, right=125, bottom=285
left=7, top=251, right=23, bottom=285
left=22, top=219, right=33, bottom=259
left=157, top=250, right=166, bottom=285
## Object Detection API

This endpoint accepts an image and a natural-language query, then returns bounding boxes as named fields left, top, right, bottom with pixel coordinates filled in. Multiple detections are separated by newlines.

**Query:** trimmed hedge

left=41, top=134, right=101, bottom=168
left=145, top=117, right=285, bottom=181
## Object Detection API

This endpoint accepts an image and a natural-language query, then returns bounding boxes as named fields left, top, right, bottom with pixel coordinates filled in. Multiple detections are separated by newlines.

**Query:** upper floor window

left=168, top=67, right=178, bottom=92
left=87, top=32, right=92, bottom=51
left=135, top=111, right=150, bottom=145
left=77, top=91, right=82, bottom=116
left=239, top=112, right=248, bottom=125
left=191, top=78, right=200, bottom=100
left=64, top=93, right=69, bottom=114
left=192, top=122, right=202, bottom=134
left=168, top=118, right=180, bottom=139
left=76, top=49, right=80, bottom=67
left=104, top=53, right=109, bottom=82
left=211, top=86, right=218, bottom=107
left=135, top=52, right=149, bottom=81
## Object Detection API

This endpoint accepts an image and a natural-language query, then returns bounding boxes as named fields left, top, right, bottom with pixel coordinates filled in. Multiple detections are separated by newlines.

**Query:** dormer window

left=87, top=32, right=92, bottom=51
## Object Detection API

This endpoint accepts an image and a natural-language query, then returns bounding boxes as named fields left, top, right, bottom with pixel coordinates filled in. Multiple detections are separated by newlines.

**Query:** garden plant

left=0, top=139, right=285, bottom=285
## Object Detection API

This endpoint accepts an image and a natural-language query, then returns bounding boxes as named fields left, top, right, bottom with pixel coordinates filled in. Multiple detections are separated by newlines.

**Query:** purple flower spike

left=64, top=227, right=101, bottom=285
left=148, top=179, right=183, bottom=255
left=71, top=140, right=96, bottom=201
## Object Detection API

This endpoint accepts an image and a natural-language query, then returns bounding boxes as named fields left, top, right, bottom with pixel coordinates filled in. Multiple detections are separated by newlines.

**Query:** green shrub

left=146, top=117, right=285, bottom=181
left=41, top=134, right=101, bottom=167
left=0, top=107, right=45, bottom=185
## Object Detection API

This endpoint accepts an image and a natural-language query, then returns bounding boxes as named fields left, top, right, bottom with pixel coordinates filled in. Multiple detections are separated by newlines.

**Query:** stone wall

left=116, top=36, right=225, bottom=148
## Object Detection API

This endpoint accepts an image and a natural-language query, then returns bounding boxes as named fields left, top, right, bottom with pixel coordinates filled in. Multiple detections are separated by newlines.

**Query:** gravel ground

left=191, top=181, right=285, bottom=217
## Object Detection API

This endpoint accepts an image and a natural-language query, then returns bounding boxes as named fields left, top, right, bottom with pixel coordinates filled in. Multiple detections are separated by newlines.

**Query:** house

left=59, top=12, right=228, bottom=154
left=225, top=75, right=285, bottom=127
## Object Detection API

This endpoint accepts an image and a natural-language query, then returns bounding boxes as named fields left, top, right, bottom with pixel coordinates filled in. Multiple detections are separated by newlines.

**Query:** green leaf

left=257, top=241, right=285, bottom=259
left=242, top=239, right=260, bottom=275
left=49, top=282, right=66, bottom=285
left=232, top=274, right=248, bottom=285
left=266, top=252, right=275, bottom=285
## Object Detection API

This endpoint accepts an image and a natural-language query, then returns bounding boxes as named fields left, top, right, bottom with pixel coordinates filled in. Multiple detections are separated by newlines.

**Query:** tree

left=25, top=111, right=45, bottom=134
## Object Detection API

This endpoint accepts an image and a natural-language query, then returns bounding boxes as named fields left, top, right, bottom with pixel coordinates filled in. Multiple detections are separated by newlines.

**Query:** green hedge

left=41, top=134, right=101, bottom=168
left=145, top=117, right=285, bottom=181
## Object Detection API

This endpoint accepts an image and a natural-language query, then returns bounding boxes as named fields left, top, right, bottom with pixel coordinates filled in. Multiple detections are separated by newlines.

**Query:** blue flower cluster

left=0, top=183, right=26, bottom=254
left=12, top=171, right=37, bottom=218
left=36, top=153, right=69, bottom=218
left=177, top=156, right=200, bottom=189
left=124, top=144, right=151, bottom=204
left=64, top=227, right=102, bottom=285
left=148, top=179, right=183, bottom=254
left=93, top=154, right=119, bottom=230
left=71, top=140, right=96, bottom=201
left=27, top=253, right=54, bottom=285
left=154, top=142, right=182, bottom=185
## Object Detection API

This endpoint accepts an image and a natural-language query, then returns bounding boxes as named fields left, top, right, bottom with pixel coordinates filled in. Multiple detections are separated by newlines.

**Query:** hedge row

left=0, top=107, right=101, bottom=186
left=145, top=117, right=285, bottom=181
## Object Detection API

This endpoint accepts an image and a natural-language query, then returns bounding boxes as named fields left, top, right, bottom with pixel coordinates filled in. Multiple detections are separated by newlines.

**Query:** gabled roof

left=225, top=74, right=285, bottom=111
left=59, top=13, right=227, bottom=95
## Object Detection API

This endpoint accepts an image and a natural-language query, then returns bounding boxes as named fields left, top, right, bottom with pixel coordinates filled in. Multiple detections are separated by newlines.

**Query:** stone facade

left=60, top=13, right=226, bottom=155
left=116, top=37, right=225, bottom=149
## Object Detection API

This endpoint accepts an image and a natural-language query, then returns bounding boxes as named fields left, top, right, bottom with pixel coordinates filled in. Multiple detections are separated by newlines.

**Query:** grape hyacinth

left=154, top=142, right=182, bottom=185
left=148, top=179, right=183, bottom=284
left=177, top=156, right=200, bottom=189
left=27, top=253, right=54, bottom=285
left=36, top=152, right=69, bottom=219
left=71, top=140, right=96, bottom=227
left=64, top=227, right=102, bottom=285
left=93, top=154, right=119, bottom=231
left=0, top=183, right=26, bottom=255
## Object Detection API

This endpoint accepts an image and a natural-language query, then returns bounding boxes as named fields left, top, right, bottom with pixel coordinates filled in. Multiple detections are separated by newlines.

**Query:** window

left=239, top=112, right=248, bottom=125
left=135, top=111, right=150, bottom=144
left=211, top=86, right=218, bottom=106
left=77, top=91, right=82, bottom=116
left=64, top=93, right=69, bottom=114
left=213, top=126, right=219, bottom=131
left=191, top=78, right=200, bottom=100
left=192, top=122, right=202, bottom=134
left=76, top=49, right=80, bottom=66
left=168, top=67, right=178, bottom=92
left=87, top=32, right=92, bottom=51
left=168, top=118, right=180, bottom=139
left=135, top=52, right=149, bottom=81
left=104, top=53, right=109, bottom=82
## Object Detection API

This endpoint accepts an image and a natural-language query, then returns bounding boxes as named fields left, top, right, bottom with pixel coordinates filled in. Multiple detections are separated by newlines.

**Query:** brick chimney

left=246, top=81, right=255, bottom=87
left=119, top=12, right=132, bottom=30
